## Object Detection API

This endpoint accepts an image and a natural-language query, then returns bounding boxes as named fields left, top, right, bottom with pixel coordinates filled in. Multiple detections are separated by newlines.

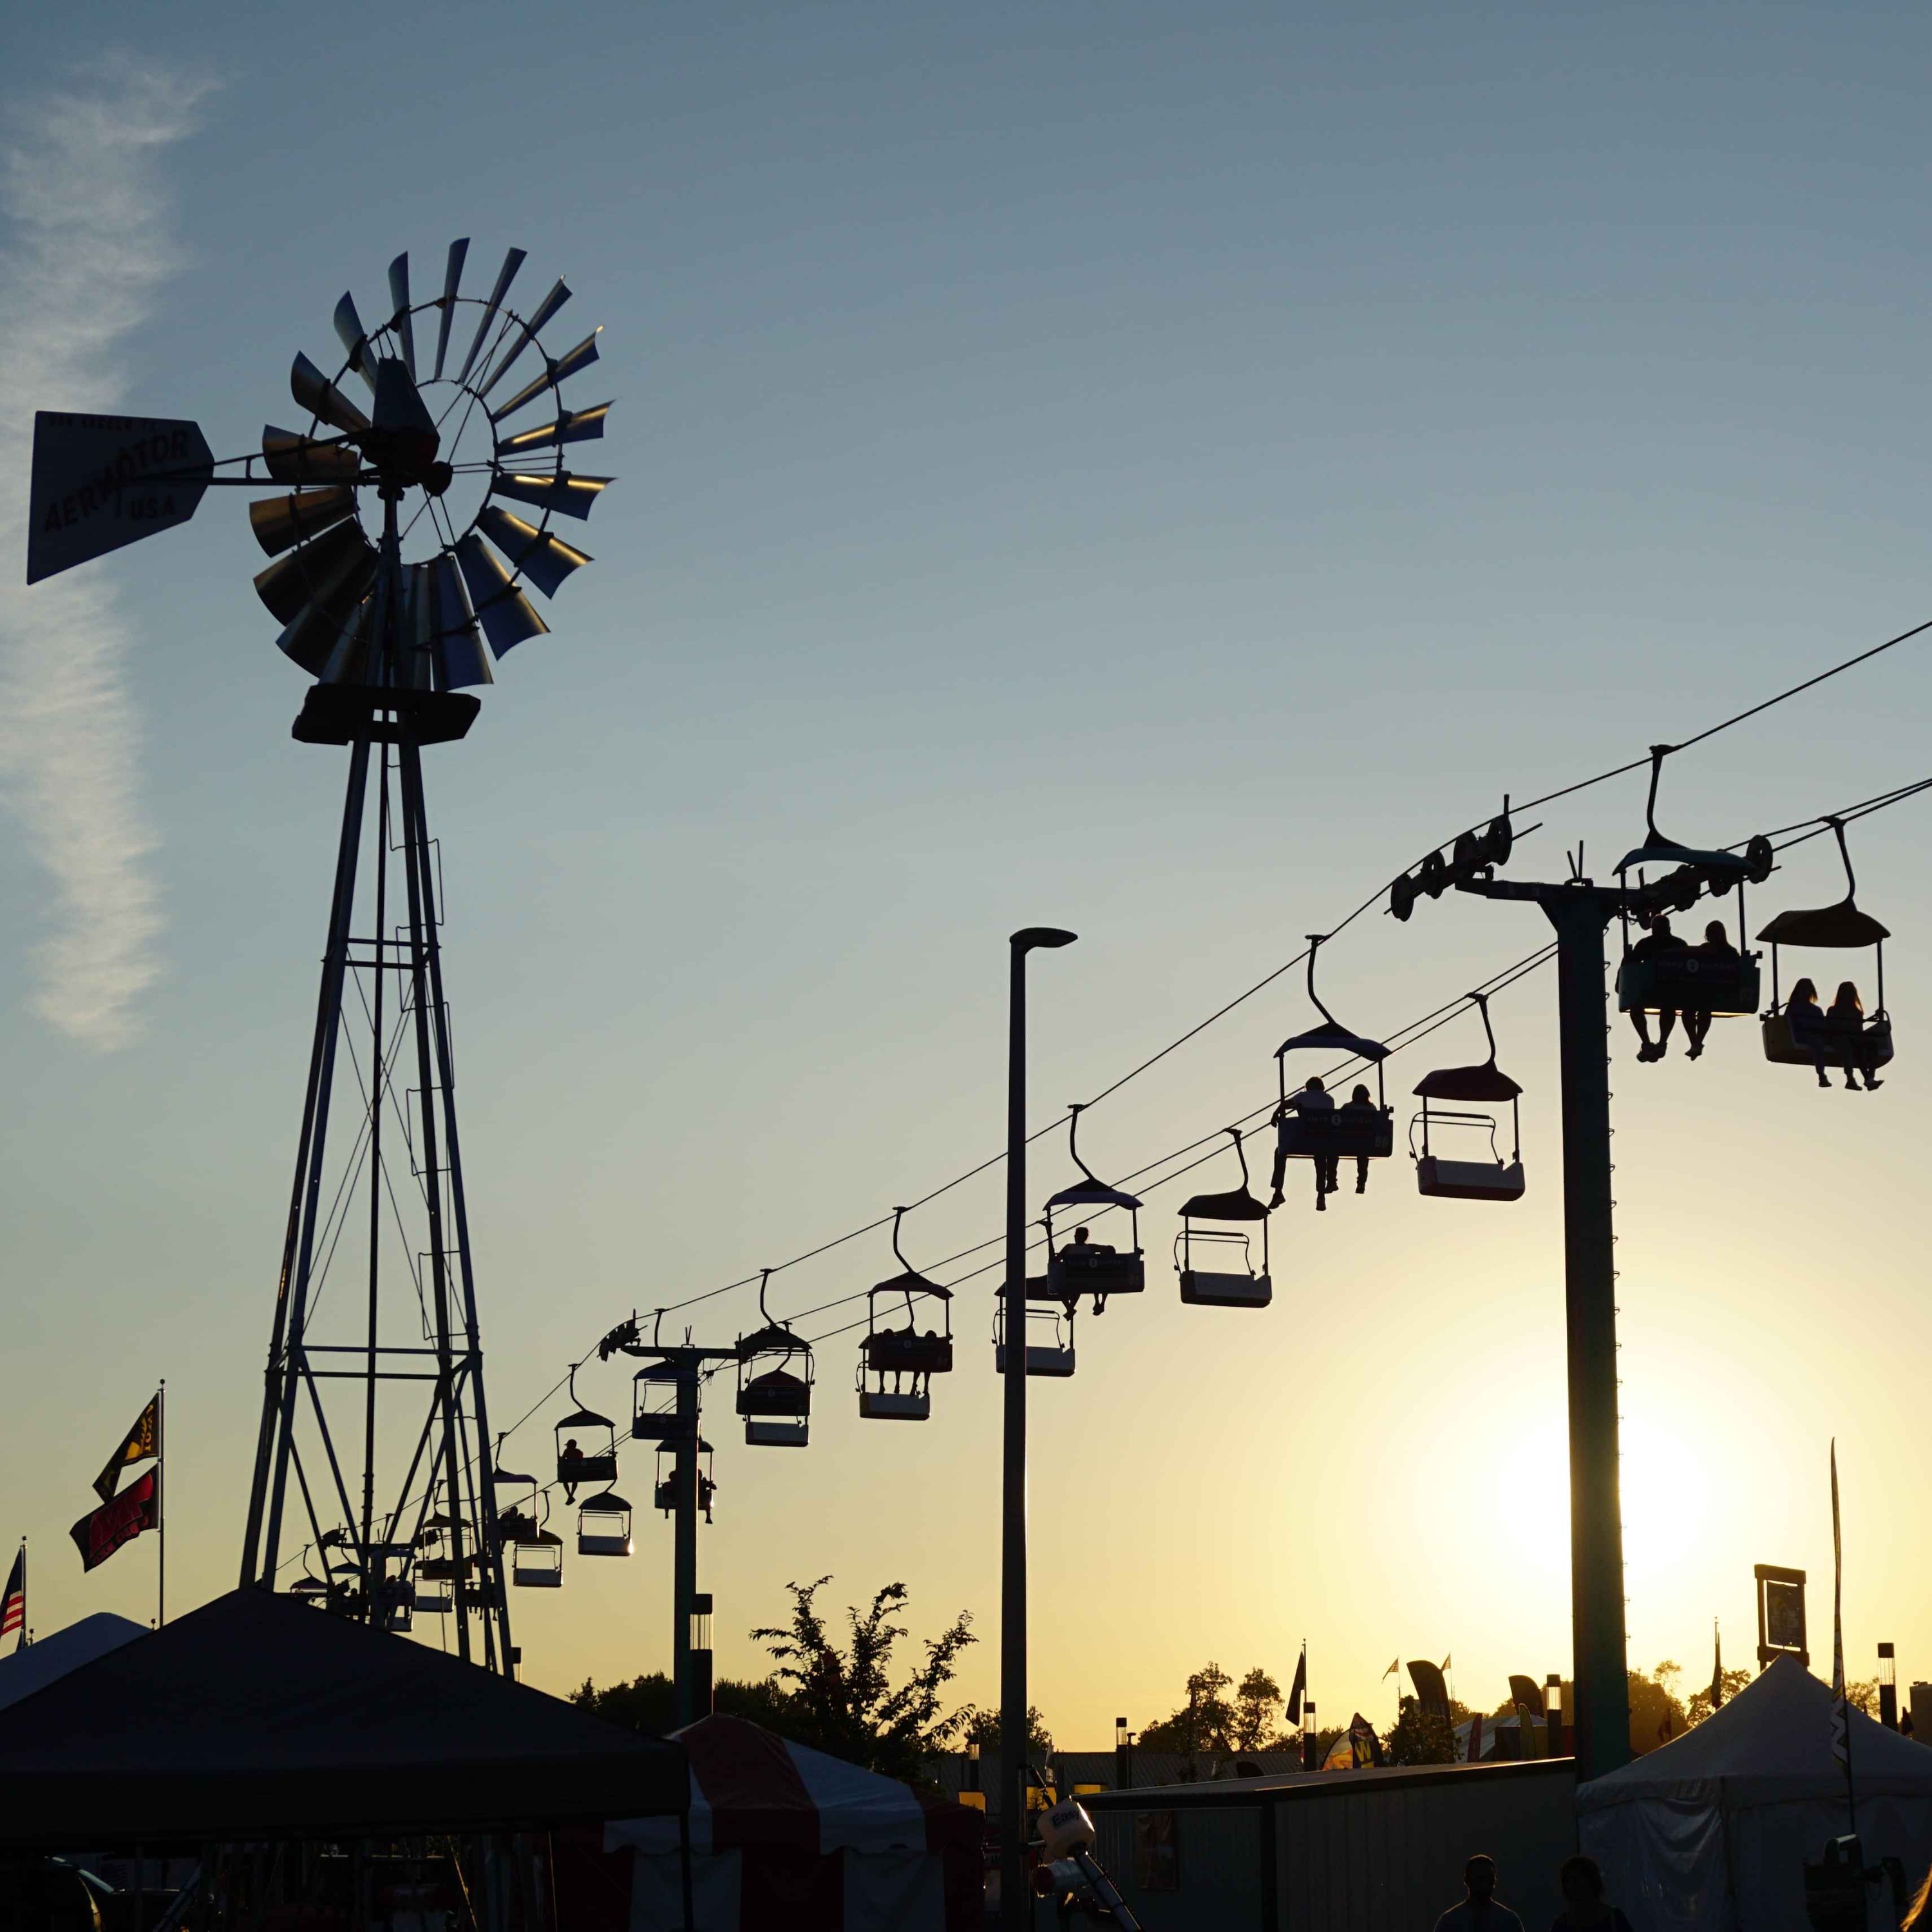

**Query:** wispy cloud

left=0, top=57, right=209, bottom=1050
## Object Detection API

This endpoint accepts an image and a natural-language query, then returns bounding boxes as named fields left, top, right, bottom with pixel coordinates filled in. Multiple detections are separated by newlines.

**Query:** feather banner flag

left=1287, top=1645, right=1306, bottom=1727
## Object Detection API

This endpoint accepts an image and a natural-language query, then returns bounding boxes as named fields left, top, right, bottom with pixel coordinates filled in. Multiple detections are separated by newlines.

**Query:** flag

left=0, top=1550, right=23, bottom=1651
left=1287, top=1645, right=1306, bottom=1726
left=1382, top=1656, right=1399, bottom=1679
left=1347, top=1712, right=1383, bottom=1768
left=1710, top=1620, right=1725, bottom=1711
left=1466, top=1712, right=1484, bottom=1762
left=69, top=1468, right=159, bottom=1573
left=93, top=1395, right=160, bottom=1503
left=1441, top=1653, right=1452, bottom=1672
left=1831, top=1439, right=1850, bottom=1774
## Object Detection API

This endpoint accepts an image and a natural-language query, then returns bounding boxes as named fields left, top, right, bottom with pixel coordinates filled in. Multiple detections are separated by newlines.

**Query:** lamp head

left=1012, top=927, right=1077, bottom=951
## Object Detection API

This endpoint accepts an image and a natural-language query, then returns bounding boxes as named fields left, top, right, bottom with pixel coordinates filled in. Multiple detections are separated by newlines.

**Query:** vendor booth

left=1578, top=1654, right=1932, bottom=1931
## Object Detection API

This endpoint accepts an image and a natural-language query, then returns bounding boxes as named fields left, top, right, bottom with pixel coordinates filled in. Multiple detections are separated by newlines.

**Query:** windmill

left=25, top=241, right=616, bottom=1673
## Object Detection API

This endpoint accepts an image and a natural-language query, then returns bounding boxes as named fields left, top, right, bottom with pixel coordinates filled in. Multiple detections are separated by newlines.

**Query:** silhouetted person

left=1681, top=918, right=1738, bottom=1061
left=1627, top=916, right=1688, bottom=1061
left=1272, top=1075, right=1337, bottom=1210
left=1434, top=1854, right=1524, bottom=1932
left=1549, top=1855, right=1631, bottom=1931
left=1336, top=1083, right=1379, bottom=1193
left=1059, top=1223, right=1116, bottom=1263
left=1785, top=976, right=1838, bottom=1090
left=1828, top=979, right=1884, bottom=1091
left=560, top=1437, right=584, bottom=1503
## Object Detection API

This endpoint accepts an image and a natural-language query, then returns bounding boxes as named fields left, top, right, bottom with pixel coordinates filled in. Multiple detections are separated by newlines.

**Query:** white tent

left=0, top=1613, right=145, bottom=1713
left=1578, top=1654, right=1932, bottom=1931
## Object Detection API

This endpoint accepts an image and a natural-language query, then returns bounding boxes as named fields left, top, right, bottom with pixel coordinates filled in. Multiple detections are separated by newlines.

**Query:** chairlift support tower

left=26, top=240, right=618, bottom=1673
left=616, top=1320, right=739, bottom=1727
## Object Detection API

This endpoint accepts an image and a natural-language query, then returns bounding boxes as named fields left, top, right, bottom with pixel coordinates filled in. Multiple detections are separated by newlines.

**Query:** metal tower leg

left=243, top=737, right=372, bottom=1589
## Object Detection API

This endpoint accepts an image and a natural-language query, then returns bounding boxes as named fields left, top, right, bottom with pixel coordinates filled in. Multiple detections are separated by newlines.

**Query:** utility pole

left=1459, top=875, right=1631, bottom=1781
left=1002, top=928, right=1075, bottom=1932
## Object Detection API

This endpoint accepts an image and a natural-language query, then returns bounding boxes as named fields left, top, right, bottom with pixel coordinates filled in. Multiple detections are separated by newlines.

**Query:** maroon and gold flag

left=70, top=1469, right=159, bottom=1573
left=93, top=1396, right=160, bottom=1503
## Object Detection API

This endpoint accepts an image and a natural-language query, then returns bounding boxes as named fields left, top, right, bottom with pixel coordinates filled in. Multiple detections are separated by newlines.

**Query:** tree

left=1138, top=1662, right=1236, bottom=1754
left=1628, top=1661, right=1690, bottom=1757
left=1685, top=1667, right=1752, bottom=1728
left=958, top=1703, right=1054, bottom=1764
left=571, top=1671, right=794, bottom=1734
left=1231, top=1668, right=1293, bottom=1753
left=1386, top=1695, right=1457, bottom=1766
left=750, top=1576, right=976, bottom=1781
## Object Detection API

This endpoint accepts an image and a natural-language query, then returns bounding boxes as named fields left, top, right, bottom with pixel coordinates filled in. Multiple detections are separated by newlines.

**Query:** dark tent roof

left=0, top=1588, right=685, bottom=1852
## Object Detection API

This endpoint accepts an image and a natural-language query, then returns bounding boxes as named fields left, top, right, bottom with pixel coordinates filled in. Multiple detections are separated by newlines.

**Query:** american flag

left=0, top=1549, right=23, bottom=1649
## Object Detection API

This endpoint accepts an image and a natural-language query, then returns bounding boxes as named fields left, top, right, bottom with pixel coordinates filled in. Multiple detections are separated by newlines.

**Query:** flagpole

left=1832, top=1439, right=1855, bottom=1835
left=156, top=1382, right=166, bottom=1628
left=18, top=1539, right=25, bottom=1653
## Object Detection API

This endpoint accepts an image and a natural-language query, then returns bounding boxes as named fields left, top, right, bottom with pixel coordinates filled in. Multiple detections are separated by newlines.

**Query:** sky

left=4, top=0, right=1932, bottom=1749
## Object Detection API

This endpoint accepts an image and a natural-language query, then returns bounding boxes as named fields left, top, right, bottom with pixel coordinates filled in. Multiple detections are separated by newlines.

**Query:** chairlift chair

left=654, top=1438, right=716, bottom=1519
left=1043, top=1106, right=1145, bottom=1305
left=994, top=1292, right=1075, bottom=1377
left=1411, top=992, right=1527, bottom=1202
left=512, top=1528, right=564, bottom=1589
left=858, top=1208, right=954, bottom=1421
left=632, top=1355, right=697, bottom=1443
left=1614, top=746, right=1765, bottom=1023
left=1272, top=937, right=1393, bottom=1188
left=577, top=1490, right=633, bottom=1558
left=1174, top=1128, right=1273, bottom=1307
left=737, top=1269, right=813, bottom=1447
left=1756, top=819, right=1895, bottom=1075
left=491, top=1461, right=542, bottom=1549
left=554, top=1366, right=619, bottom=1488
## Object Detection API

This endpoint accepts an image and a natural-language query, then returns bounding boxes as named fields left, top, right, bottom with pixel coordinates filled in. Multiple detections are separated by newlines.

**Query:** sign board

left=26, top=412, right=212, bottom=583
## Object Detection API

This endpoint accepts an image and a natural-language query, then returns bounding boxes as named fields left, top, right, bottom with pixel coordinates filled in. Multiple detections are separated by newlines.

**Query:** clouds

left=0, top=58, right=209, bottom=1050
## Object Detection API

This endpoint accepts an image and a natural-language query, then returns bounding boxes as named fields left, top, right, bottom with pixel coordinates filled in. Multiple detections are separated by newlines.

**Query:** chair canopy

left=1044, top=1177, right=1143, bottom=1211
left=1177, top=1186, right=1270, bottom=1223
left=1757, top=902, right=1890, bottom=948
left=1414, top=1062, right=1522, bottom=1103
left=1276, top=1020, right=1387, bottom=1061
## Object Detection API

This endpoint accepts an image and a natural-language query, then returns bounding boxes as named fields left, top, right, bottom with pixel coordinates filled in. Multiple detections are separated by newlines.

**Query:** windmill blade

left=254, top=518, right=376, bottom=625
left=291, top=354, right=372, bottom=435
left=488, top=468, right=611, bottom=521
left=318, top=589, right=381, bottom=685
left=495, top=402, right=610, bottom=458
left=276, top=562, right=377, bottom=677
left=333, top=293, right=375, bottom=394
left=428, top=554, right=493, bottom=690
left=489, top=328, right=603, bottom=424
left=478, top=505, right=591, bottom=598
left=433, top=238, right=469, bottom=381
left=477, top=278, right=571, bottom=398
left=455, top=532, right=549, bottom=656
left=262, top=425, right=362, bottom=484
left=388, top=254, right=417, bottom=379
left=25, top=412, right=213, bottom=584
left=248, top=485, right=357, bottom=558
left=455, top=247, right=527, bottom=386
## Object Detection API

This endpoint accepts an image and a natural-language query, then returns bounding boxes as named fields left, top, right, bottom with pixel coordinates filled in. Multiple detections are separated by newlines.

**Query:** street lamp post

left=1002, top=926, right=1075, bottom=1932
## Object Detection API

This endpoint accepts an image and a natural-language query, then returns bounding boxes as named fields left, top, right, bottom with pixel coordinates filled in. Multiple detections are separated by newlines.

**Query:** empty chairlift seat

left=1174, top=1127, right=1273, bottom=1308
left=994, top=1295, right=1075, bottom=1378
left=576, top=1490, right=633, bottom=1558
left=1411, top=991, right=1527, bottom=1202
left=513, top=1529, right=564, bottom=1589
